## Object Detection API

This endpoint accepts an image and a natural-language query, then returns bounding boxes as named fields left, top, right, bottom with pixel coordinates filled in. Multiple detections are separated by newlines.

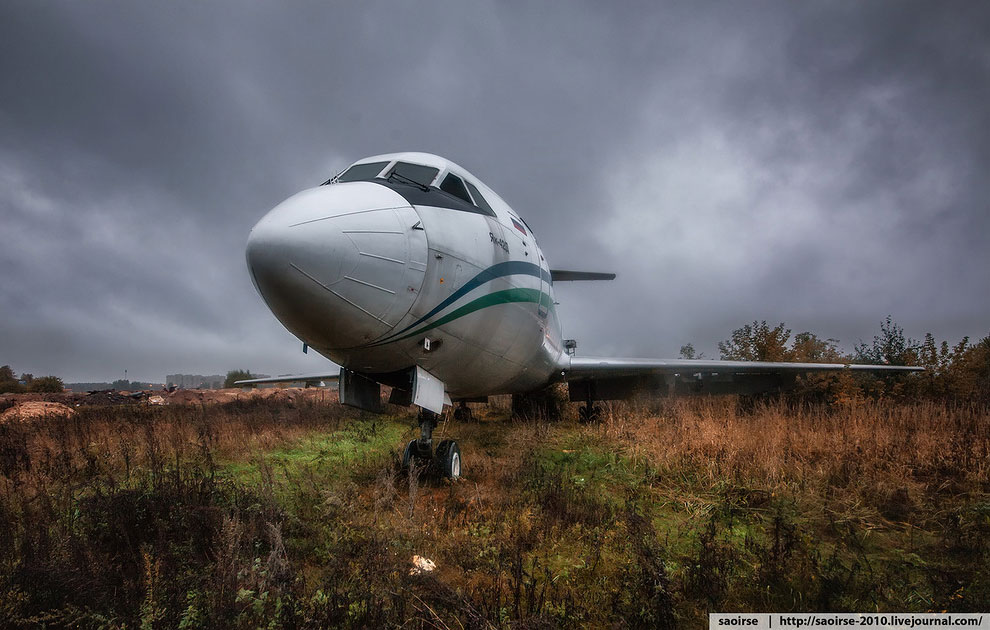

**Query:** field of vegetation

left=1, top=390, right=988, bottom=628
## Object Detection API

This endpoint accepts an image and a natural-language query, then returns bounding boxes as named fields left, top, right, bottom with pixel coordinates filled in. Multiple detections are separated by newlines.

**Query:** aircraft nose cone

left=246, top=183, right=428, bottom=349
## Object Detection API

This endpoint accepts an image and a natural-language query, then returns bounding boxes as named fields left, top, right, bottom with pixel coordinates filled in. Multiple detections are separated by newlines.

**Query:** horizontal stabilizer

left=550, top=269, right=616, bottom=282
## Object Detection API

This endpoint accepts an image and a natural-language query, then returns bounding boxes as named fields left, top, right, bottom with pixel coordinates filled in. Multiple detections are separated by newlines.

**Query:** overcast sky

left=1, top=1, right=987, bottom=383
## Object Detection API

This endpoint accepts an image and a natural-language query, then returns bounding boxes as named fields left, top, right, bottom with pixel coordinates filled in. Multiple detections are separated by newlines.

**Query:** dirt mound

left=162, top=387, right=338, bottom=406
left=165, top=389, right=208, bottom=405
left=1, top=401, right=76, bottom=423
left=164, top=389, right=248, bottom=405
left=0, top=388, right=340, bottom=411
left=79, top=390, right=144, bottom=405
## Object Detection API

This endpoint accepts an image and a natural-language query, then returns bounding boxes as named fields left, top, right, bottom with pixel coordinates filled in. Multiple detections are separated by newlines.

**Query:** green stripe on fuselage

left=385, top=287, right=547, bottom=344
left=371, top=260, right=548, bottom=345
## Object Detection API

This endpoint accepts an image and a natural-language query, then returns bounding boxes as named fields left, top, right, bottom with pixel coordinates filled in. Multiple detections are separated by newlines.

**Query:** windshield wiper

left=387, top=170, right=429, bottom=192
left=320, top=170, right=342, bottom=186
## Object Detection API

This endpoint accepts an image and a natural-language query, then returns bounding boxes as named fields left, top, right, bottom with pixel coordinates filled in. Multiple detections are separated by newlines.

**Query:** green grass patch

left=221, top=415, right=412, bottom=488
left=532, top=437, right=648, bottom=492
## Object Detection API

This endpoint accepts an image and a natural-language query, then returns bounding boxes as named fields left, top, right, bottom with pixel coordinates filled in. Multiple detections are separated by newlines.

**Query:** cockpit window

left=464, top=181, right=495, bottom=215
left=440, top=173, right=473, bottom=204
left=336, top=161, right=389, bottom=183
left=387, top=162, right=439, bottom=188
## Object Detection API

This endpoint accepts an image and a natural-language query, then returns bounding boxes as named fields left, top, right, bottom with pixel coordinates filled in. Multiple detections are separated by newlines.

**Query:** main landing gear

left=453, top=401, right=473, bottom=422
left=402, top=409, right=461, bottom=480
left=578, top=394, right=603, bottom=424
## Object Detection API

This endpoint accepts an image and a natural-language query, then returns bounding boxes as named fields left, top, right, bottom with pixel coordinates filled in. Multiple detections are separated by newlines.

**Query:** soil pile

left=164, top=387, right=338, bottom=406
left=1, top=401, right=76, bottom=423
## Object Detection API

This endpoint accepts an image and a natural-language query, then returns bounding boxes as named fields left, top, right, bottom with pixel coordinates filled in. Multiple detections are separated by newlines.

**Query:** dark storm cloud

left=1, top=1, right=987, bottom=381
left=575, top=1, right=990, bottom=357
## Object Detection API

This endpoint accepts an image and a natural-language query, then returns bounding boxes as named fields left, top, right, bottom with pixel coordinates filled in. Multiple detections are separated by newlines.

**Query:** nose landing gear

left=434, top=439, right=461, bottom=479
left=402, top=409, right=461, bottom=480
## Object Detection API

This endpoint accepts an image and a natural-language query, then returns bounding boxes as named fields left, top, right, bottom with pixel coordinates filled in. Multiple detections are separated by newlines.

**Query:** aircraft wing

left=563, top=356, right=921, bottom=398
left=234, top=372, right=340, bottom=386
left=566, top=357, right=922, bottom=377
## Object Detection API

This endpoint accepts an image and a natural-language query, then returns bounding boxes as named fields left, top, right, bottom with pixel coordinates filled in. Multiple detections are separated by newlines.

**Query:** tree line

left=690, top=316, right=990, bottom=403
left=0, top=366, right=64, bottom=394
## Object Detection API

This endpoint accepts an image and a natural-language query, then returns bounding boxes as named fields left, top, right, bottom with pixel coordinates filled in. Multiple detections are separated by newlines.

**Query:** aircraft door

left=537, top=254, right=550, bottom=319
left=503, top=215, right=549, bottom=320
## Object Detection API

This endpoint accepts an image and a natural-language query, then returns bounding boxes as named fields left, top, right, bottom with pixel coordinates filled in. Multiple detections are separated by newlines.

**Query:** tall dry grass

left=1, top=394, right=988, bottom=627
left=612, top=398, right=989, bottom=487
left=0, top=395, right=359, bottom=498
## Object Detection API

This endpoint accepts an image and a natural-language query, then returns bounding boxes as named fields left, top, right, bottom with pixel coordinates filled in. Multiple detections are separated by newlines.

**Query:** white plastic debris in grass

left=409, top=555, right=436, bottom=576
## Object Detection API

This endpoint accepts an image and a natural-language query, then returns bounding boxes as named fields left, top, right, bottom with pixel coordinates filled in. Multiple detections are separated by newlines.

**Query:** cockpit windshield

left=335, top=161, right=389, bottom=183
left=387, top=162, right=439, bottom=189
left=464, top=181, right=495, bottom=215
left=325, top=157, right=496, bottom=218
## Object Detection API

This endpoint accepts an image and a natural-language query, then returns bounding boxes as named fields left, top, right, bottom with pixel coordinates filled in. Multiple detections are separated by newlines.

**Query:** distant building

left=66, top=382, right=164, bottom=392
left=165, top=373, right=270, bottom=389
left=166, top=374, right=225, bottom=389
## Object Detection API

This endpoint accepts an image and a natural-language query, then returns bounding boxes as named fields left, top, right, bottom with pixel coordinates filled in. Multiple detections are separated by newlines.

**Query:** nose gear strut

left=402, top=409, right=461, bottom=480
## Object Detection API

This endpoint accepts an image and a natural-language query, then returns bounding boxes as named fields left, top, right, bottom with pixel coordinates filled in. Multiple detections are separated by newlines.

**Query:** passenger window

left=440, top=173, right=473, bottom=204
left=464, top=181, right=496, bottom=216
left=335, top=161, right=389, bottom=183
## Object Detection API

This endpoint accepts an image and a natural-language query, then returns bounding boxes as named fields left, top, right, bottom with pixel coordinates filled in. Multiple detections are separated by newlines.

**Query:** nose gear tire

left=434, top=440, right=461, bottom=480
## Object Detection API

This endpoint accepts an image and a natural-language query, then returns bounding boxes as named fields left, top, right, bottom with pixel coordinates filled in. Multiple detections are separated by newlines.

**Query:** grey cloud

left=1, top=1, right=987, bottom=381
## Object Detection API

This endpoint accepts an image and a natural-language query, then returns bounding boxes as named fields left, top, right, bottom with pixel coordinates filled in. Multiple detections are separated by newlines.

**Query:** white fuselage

left=246, top=153, right=565, bottom=398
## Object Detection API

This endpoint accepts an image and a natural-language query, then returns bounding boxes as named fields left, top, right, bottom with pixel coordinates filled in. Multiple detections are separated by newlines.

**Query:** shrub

left=0, top=365, right=23, bottom=394
left=224, top=370, right=254, bottom=388
left=27, top=376, right=64, bottom=393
